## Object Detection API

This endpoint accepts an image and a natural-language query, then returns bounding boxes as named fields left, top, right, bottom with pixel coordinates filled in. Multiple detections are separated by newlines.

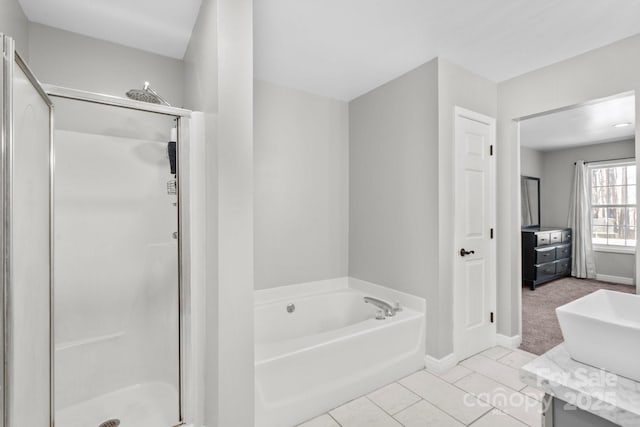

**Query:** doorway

left=517, top=92, right=637, bottom=354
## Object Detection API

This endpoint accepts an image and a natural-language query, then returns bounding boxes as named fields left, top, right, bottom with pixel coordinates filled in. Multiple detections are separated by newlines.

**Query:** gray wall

left=498, top=33, right=640, bottom=338
left=521, top=147, right=543, bottom=178
left=540, top=140, right=634, bottom=227
left=349, top=57, right=498, bottom=358
left=538, top=140, right=635, bottom=281
left=28, top=23, right=184, bottom=106
left=349, top=59, right=438, bottom=299
left=184, top=1, right=255, bottom=426
left=254, top=80, right=349, bottom=289
left=0, top=0, right=29, bottom=56
left=349, top=59, right=439, bottom=353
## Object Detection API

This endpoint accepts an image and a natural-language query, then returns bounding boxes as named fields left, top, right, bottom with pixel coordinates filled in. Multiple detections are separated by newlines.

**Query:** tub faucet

left=364, top=296, right=399, bottom=317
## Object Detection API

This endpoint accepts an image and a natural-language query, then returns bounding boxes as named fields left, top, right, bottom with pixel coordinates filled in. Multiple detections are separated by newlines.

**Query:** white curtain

left=567, top=160, right=596, bottom=278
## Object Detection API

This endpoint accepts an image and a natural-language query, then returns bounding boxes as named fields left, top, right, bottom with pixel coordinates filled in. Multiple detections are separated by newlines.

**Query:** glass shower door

left=1, top=34, right=54, bottom=427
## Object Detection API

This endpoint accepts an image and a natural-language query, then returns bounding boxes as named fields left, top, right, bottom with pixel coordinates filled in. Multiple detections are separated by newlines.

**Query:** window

left=589, top=160, right=636, bottom=248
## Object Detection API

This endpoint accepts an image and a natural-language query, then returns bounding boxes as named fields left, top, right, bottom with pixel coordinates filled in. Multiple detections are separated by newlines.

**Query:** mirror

left=521, top=176, right=540, bottom=227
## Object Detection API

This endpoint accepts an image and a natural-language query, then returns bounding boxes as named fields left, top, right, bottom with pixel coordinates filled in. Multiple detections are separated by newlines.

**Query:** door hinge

left=490, top=228, right=494, bottom=239
left=490, top=312, right=494, bottom=323
left=490, top=145, right=494, bottom=156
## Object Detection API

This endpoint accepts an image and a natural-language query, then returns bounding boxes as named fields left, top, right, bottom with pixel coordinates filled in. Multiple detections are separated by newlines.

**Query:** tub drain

left=98, top=419, right=120, bottom=427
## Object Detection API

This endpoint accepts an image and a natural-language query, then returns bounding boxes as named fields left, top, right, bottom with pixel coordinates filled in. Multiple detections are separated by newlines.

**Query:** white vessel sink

left=556, top=289, right=640, bottom=382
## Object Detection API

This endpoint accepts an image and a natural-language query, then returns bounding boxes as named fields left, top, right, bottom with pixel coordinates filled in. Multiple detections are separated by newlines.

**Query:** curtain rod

left=574, top=157, right=635, bottom=165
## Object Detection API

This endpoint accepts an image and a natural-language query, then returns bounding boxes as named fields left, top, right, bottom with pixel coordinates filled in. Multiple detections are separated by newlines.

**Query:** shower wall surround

left=53, top=130, right=179, bottom=413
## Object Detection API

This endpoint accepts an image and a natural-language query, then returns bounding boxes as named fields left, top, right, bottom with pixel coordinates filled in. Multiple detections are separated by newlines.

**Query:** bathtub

left=255, top=278, right=425, bottom=427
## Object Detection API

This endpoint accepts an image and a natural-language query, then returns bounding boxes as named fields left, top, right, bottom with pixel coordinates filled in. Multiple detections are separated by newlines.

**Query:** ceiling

left=17, top=1, right=640, bottom=101
left=255, top=0, right=640, bottom=100
left=520, top=95, right=636, bottom=151
left=18, top=0, right=202, bottom=59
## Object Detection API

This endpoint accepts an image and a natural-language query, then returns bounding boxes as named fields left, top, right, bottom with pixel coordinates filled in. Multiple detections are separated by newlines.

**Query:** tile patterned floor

left=297, top=346, right=541, bottom=427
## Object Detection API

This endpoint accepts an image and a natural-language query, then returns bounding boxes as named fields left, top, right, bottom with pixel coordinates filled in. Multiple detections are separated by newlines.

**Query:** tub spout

left=364, top=296, right=399, bottom=317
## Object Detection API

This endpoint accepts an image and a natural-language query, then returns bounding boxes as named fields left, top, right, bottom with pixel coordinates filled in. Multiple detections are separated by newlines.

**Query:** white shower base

left=56, top=382, right=179, bottom=427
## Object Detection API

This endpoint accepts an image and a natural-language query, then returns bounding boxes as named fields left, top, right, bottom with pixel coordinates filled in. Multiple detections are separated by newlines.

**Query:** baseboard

left=595, top=274, right=635, bottom=286
left=496, top=334, right=522, bottom=349
left=424, top=353, right=457, bottom=374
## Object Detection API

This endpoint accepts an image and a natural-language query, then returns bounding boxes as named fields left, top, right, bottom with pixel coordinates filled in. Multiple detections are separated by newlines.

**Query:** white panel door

left=453, top=107, right=496, bottom=361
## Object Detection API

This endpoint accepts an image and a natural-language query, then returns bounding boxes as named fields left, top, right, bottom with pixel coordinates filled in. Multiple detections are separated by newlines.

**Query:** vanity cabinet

left=521, top=227, right=572, bottom=290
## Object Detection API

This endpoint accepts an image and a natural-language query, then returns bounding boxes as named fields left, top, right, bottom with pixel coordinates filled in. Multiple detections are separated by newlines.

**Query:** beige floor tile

left=498, top=351, right=536, bottom=369
left=437, top=365, right=474, bottom=383
left=455, top=372, right=542, bottom=426
left=514, top=348, right=538, bottom=358
left=329, top=397, right=402, bottom=427
left=481, top=346, right=513, bottom=360
left=297, top=414, right=341, bottom=427
left=461, top=355, right=527, bottom=391
left=455, top=372, right=518, bottom=402
left=393, top=400, right=464, bottom=427
left=399, top=370, right=491, bottom=424
left=367, top=382, right=421, bottom=415
left=470, top=409, right=527, bottom=427
left=521, top=386, right=545, bottom=402
left=499, top=394, right=542, bottom=427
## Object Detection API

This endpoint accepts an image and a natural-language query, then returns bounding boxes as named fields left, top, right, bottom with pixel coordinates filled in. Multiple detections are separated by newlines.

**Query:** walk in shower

left=1, top=34, right=199, bottom=427
left=51, top=96, right=183, bottom=427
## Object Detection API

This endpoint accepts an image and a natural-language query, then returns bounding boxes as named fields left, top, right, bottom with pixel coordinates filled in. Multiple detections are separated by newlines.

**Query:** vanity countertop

left=520, top=344, right=640, bottom=427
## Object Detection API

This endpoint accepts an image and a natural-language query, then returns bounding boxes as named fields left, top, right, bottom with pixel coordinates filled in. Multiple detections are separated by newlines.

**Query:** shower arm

left=144, top=84, right=171, bottom=107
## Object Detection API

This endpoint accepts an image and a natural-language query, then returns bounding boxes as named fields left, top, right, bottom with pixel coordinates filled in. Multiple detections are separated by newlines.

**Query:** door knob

left=459, top=248, right=475, bottom=257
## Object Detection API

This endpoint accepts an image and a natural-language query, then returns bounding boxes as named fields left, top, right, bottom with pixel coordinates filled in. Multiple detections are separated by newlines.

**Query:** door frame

left=452, top=106, right=497, bottom=360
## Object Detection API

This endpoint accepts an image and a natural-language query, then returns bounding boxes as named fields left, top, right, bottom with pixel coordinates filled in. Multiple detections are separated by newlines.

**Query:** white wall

left=537, top=140, right=636, bottom=281
left=215, top=1, right=254, bottom=425
left=182, top=2, right=219, bottom=426
left=497, top=33, right=640, bottom=337
left=183, top=1, right=255, bottom=426
left=520, top=147, right=543, bottom=178
left=0, top=0, right=29, bottom=56
left=254, top=80, right=349, bottom=289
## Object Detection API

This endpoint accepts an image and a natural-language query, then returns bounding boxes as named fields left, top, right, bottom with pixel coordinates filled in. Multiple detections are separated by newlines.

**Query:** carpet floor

left=520, top=277, right=635, bottom=355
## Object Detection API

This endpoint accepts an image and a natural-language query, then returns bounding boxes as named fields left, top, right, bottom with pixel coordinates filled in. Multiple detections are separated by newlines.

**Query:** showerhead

left=126, top=81, right=171, bottom=106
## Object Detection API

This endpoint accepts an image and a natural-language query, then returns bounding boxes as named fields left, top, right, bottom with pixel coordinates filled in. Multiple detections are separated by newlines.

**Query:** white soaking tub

left=254, top=278, right=426, bottom=427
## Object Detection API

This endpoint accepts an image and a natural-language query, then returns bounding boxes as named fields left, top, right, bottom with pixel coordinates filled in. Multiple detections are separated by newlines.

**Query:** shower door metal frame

left=43, top=84, right=192, bottom=427
left=1, top=34, right=55, bottom=427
